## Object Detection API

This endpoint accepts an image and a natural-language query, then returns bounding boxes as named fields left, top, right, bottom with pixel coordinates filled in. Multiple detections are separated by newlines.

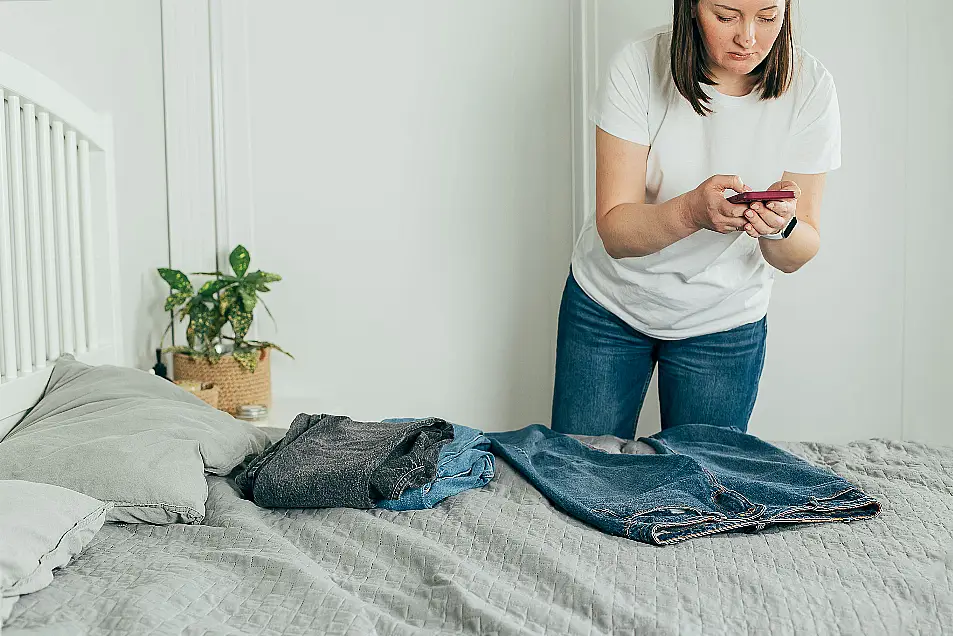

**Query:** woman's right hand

left=686, top=175, right=752, bottom=234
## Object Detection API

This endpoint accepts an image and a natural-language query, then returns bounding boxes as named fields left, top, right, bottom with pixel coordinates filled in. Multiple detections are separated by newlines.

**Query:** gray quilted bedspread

left=5, top=435, right=953, bottom=635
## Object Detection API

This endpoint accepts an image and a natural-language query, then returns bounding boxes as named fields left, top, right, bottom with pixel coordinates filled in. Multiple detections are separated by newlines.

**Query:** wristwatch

left=761, top=215, right=797, bottom=240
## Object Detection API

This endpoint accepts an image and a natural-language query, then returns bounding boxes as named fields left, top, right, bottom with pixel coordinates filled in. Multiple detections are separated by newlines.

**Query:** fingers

left=709, top=174, right=746, bottom=194
left=743, top=205, right=776, bottom=237
left=769, top=180, right=801, bottom=198
left=746, top=202, right=786, bottom=236
left=765, top=200, right=795, bottom=218
left=718, top=209, right=749, bottom=233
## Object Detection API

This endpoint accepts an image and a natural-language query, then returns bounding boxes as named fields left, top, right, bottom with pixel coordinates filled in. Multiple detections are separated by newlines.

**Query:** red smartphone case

left=727, top=190, right=796, bottom=204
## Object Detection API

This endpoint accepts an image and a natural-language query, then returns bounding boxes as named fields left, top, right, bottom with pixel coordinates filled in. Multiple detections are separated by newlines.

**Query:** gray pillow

left=0, top=480, right=110, bottom=625
left=0, top=355, right=271, bottom=524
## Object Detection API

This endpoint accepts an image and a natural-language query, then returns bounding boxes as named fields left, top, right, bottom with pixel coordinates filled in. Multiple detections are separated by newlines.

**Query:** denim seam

left=594, top=505, right=731, bottom=539
left=388, top=465, right=428, bottom=500
left=595, top=505, right=727, bottom=520
left=766, top=511, right=880, bottom=525
left=653, top=518, right=765, bottom=544
left=651, top=498, right=880, bottom=543
left=769, top=495, right=879, bottom=519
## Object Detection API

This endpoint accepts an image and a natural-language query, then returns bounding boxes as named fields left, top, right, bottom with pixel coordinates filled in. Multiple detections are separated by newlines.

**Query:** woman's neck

left=709, top=64, right=756, bottom=97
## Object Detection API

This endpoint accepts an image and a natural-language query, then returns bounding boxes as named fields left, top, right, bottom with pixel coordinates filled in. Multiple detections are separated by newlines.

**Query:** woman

left=551, top=0, right=840, bottom=438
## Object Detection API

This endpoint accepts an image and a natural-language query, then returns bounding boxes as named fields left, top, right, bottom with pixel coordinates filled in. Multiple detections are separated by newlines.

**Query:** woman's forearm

left=597, top=192, right=699, bottom=259
left=758, top=221, right=820, bottom=273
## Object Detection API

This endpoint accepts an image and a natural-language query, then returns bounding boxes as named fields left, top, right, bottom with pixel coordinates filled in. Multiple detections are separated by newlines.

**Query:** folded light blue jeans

left=378, top=421, right=495, bottom=510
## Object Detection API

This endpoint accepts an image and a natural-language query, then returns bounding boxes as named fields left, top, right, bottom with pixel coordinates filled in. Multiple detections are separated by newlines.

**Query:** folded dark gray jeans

left=235, top=413, right=454, bottom=509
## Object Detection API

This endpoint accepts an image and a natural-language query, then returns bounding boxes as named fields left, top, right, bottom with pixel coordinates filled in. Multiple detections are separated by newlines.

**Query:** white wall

left=0, top=0, right=169, bottom=370
left=589, top=0, right=952, bottom=444
left=230, top=1, right=574, bottom=429
left=158, top=0, right=950, bottom=444
left=901, top=1, right=953, bottom=447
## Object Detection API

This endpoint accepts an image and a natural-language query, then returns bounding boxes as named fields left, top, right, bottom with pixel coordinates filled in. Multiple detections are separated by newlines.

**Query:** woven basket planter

left=173, top=380, right=220, bottom=410
left=172, top=349, right=271, bottom=415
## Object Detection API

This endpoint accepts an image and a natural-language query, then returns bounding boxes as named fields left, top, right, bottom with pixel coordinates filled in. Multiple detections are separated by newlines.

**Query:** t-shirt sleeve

left=589, top=43, right=651, bottom=146
left=784, top=69, right=842, bottom=174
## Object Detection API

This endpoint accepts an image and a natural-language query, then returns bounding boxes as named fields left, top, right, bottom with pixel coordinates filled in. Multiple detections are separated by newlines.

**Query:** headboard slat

left=24, top=102, right=48, bottom=370
left=37, top=110, right=60, bottom=361
left=65, top=129, right=87, bottom=353
left=8, top=95, right=34, bottom=374
left=51, top=119, right=74, bottom=355
left=78, top=139, right=97, bottom=349
left=0, top=88, right=17, bottom=382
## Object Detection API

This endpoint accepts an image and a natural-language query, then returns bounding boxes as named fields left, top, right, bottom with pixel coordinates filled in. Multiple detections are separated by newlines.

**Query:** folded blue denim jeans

left=378, top=421, right=495, bottom=511
left=487, top=423, right=880, bottom=545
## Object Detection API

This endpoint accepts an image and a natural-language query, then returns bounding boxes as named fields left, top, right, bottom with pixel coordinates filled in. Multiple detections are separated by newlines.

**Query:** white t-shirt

left=571, top=26, right=841, bottom=340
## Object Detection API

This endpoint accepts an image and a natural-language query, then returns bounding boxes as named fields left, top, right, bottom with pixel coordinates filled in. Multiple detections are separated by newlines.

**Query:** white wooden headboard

left=0, top=50, right=121, bottom=435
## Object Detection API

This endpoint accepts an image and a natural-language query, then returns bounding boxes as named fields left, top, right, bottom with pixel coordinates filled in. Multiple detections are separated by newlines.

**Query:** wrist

left=759, top=215, right=797, bottom=241
left=675, top=190, right=700, bottom=233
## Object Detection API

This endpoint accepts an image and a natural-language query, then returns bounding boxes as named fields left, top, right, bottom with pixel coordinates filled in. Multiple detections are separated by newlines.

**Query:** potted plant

left=157, top=245, right=292, bottom=415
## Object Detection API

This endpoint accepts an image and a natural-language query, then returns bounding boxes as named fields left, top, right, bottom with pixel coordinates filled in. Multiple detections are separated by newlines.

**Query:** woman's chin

left=722, top=59, right=760, bottom=75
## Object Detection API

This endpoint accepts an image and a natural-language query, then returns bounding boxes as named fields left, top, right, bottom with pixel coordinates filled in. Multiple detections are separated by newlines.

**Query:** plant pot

left=172, top=349, right=271, bottom=416
left=173, top=380, right=220, bottom=410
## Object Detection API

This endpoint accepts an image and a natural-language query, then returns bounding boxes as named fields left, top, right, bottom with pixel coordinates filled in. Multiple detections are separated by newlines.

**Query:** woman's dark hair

left=671, top=0, right=795, bottom=116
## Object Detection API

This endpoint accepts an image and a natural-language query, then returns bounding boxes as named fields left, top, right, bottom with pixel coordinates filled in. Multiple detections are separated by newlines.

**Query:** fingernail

left=745, top=211, right=753, bottom=218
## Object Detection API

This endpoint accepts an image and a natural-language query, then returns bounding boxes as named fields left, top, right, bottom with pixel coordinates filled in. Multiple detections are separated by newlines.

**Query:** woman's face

left=694, top=0, right=785, bottom=79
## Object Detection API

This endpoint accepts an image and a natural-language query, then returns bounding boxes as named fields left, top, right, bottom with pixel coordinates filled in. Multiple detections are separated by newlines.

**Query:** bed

left=4, top=426, right=953, bottom=635
left=1, top=49, right=952, bottom=636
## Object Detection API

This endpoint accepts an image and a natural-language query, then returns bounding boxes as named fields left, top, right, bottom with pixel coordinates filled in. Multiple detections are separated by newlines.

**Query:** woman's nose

left=737, top=22, right=756, bottom=48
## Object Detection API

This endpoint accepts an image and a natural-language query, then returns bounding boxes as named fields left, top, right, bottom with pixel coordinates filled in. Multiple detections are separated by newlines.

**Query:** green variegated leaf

left=197, top=279, right=232, bottom=298
left=239, top=285, right=257, bottom=313
left=213, top=312, right=228, bottom=337
left=245, top=271, right=281, bottom=286
left=253, top=341, right=294, bottom=359
left=158, top=268, right=192, bottom=293
left=230, top=245, right=250, bottom=278
left=219, top=287, right=239, bottom=315
left=190, top=303, right=220, bottom=346
left=232, top=348, right=258, bottom=373
left=228, top=309, right=253, bottom=340
left=164, top=291, right=191, bottom=312
left=185, top=321, right=197, bottom=349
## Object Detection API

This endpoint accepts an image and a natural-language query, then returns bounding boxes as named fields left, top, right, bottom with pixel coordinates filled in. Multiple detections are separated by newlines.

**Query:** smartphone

left=726, top=190, right=796, bottom=205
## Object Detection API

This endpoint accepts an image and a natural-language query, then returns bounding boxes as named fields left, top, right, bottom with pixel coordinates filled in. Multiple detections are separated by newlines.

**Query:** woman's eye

left=759, top=16, right=778, bottom=23
left=718, top=16, right=734, bottom=23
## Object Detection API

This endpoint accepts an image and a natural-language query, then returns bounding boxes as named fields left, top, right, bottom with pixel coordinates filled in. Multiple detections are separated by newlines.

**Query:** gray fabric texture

left=0, top=480, right=109, bottom=628
left=4, top=432, right=953, bottom=635
left=235, top=414, right=454, bottom=509
left=0, top=355, right=271, bottom=524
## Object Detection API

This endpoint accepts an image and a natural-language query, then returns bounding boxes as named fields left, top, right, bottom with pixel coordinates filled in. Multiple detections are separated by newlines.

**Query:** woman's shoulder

left=788, top=46, right=838, bottom=106
left=615, top=24, right=673, bottom=62
left=607, top=25, right=674, bottom=84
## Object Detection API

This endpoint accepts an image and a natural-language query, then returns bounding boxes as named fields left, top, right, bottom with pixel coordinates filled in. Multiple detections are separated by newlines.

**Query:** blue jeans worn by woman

left=551, top=270, right=767, bottom=438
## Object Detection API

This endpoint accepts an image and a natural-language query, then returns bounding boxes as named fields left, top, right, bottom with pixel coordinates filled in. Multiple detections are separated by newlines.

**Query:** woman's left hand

left=743, top=180, right=801, bottom=238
